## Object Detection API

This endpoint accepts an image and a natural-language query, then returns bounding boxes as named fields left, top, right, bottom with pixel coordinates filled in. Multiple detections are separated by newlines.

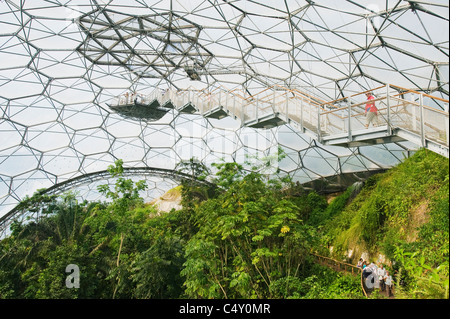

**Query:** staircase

left=109, top=84, right=449, bottom=158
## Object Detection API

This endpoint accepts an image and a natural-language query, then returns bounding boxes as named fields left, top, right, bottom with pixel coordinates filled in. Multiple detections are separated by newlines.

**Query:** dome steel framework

left=0, top=0, right=448, bottom=221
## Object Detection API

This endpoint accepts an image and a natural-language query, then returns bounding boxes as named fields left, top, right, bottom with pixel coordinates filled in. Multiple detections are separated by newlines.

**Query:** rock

left=149, top=186, right=183, bottom=213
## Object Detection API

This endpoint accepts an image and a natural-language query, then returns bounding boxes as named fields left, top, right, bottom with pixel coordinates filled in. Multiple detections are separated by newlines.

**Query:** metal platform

left=245, top=113, right=286, bottom=129
left=321, top=126, right=399, bottom=147
left=203, top=106, right=229, bottom=120
left=108, top=85, right=449, bottom=157
left=160, top=100, right=175, bottom=109
left=108, top=101, right=172, bottom=121
left=177, top=102, right=198, bottom=114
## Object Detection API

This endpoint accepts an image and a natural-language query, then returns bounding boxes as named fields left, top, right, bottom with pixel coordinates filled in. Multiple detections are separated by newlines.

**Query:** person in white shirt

left=384, top=271, right=393, bottom=297
left=377, top=264, right=387, bottom=291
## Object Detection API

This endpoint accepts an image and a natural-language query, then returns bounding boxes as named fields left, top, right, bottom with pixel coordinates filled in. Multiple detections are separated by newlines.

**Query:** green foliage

left=132, top=235, right=186, bottom=299
left=97, top=159, right=148, bottom=207
left=180, top=170, right=321, bottom=299
left=0, top=160, right=158, bottom=299
left=211, top=162, right=244, bottom=188
left=0, top=149, right=447, bottom=299
left=318, top=149, right=449, bottom=298
left=175, top=158, right=210, bottom=181
left=304, top=191, right=330, bottom=225
left=393, top=247, right=449, bottom=299
left=270, top=262, right=362, bottom=299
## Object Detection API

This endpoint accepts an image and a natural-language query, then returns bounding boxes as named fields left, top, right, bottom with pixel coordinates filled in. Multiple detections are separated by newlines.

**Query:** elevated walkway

left=109, top=84, right=449, bottom=158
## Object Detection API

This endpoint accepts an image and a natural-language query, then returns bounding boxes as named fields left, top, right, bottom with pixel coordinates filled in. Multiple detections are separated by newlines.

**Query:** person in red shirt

left=365, top=92, right=378, bottom=128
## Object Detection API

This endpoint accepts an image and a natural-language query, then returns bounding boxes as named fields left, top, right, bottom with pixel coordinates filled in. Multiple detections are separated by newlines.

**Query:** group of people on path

left=120, top=92, right=145, bottom=105
left=358, top=258, right=394, bottom=297
left=118, top=89, right=170, bottom=106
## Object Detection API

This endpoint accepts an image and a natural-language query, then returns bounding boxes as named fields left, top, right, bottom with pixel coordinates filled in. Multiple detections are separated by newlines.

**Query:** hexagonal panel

left=0, top=0, right=447, bottom=222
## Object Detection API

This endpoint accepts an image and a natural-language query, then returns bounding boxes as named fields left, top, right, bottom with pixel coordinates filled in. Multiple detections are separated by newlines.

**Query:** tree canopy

left=0, top=150, right=448, bottom=299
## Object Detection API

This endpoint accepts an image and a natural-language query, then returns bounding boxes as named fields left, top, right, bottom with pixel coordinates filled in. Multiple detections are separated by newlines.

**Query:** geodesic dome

left=0, top=0, right=449, bottom=220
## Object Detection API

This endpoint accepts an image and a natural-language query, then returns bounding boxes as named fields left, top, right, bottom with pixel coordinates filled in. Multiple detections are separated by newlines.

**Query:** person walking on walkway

left=365, top=92, right=379, bottom=128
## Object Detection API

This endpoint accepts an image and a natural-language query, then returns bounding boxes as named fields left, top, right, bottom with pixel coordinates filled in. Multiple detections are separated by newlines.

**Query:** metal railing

left=311, top=253, right=368, bottom=298
left=317, top=85, right=449, bottom=149
left=109, top=84, right=449, bottom=156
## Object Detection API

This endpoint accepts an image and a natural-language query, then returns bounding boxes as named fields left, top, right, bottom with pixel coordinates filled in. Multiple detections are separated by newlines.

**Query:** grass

left=319, top=148, right=448, bottom=263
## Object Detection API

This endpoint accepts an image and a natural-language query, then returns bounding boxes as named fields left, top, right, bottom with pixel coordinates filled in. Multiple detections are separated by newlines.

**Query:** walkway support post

left=445, top=103, right=449, bottom=147
left=420, top=93, right=425, bottom=147
left=285, top=93, right=289, bottom=123
left=386, top=84, right=392, bottom=135
left=241, top=99, right=245, bottom=127
left=233, top=92, right=236, bottom=119
left=273, top=90, right=278, bottom=120
left=317, top=105, right=322, bottom=142
left=348, top=101, right=352, bottom=142
left=256, top=97, right=259, bottom=122
left=301, top=98, right=304, bottom=132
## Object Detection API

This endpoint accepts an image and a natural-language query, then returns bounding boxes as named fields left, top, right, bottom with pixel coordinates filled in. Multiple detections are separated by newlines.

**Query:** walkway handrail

left=389, top=83, right=450, bottom=103
left=109, top=83, right=449, bottom=158
left=361, top=267, right=369, bottom=298
left=311, top=253, right=362, bottom=275
left=311, top=253, right=368, bottom=298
